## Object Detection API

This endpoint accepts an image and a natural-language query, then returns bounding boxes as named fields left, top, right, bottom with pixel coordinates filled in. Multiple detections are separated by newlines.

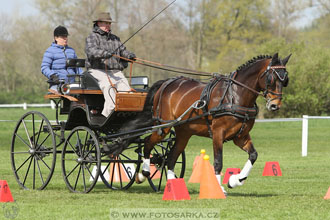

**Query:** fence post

left=23, top=103, right=27, bottom=110
left=50, top=100, right=55, bottom=110
left=302, top=115, right=308, bottom=157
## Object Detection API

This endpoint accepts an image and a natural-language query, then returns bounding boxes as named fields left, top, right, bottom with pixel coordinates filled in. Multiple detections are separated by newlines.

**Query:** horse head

left=259, top=53, right=291, bottom=111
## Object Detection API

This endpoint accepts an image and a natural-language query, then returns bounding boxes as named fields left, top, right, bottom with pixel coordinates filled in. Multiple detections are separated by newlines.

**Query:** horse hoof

left=135, top=173, right=146, bottom=184
left=221, top=186, right=228, bottom=196
left=228, top=174, right=244, bottom=188
left=142, top=170, right=150, bottom=177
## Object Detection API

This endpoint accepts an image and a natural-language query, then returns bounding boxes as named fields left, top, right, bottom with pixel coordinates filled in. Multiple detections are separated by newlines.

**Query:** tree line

left=0, top=0, right=329, bottom=118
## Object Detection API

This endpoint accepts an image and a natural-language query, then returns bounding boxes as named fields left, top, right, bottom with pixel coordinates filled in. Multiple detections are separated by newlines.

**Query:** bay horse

left=115, top=53, right=291, bottom=192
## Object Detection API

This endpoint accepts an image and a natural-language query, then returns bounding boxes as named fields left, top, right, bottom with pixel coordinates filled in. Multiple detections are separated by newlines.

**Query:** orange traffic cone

left=324, top=187, right=330, bottom=200
left=199, top=155, right=226, bottom=199
left=162, top=178, right=191, bottom=200
left=0, top=180, right=14, bottom=202
left=189, top=149, right=206, bottom=183
left=109, top=162, right=131, bottom=182
left=192, top=149, right=206, bottom=171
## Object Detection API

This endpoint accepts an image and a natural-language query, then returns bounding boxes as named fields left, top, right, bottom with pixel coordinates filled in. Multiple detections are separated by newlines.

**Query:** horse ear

left=271, top=53, right=279, bottom=65
left=282, top=54, right=292, bottom=66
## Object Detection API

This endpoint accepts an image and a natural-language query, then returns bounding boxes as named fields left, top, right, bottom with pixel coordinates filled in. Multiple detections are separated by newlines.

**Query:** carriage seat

left=66, top=58, right=86, bottom=68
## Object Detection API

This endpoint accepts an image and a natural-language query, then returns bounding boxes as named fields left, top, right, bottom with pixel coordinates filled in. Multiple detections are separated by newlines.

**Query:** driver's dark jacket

left=85, top=25, right=133, bottom=70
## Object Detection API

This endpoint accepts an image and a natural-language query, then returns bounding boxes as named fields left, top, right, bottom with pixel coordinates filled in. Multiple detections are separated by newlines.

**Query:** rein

left=229, top=71, right=264, bottom=97
left=112, top=54, right=213, bottom=77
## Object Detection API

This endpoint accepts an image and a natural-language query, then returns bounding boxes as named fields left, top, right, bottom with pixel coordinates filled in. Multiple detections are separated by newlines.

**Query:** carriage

left=10, top=53, right=291, bottom=194
left=10, top=58, right=186, bottom=193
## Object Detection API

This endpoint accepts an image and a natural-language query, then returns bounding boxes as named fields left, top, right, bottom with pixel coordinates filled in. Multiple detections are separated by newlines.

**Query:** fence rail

left=0, top=104, right=329, bottom=157
left=0, top=102, right=55, bottom=109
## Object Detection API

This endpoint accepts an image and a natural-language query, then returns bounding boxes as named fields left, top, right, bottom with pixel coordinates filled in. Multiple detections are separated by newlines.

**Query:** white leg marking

left=142, top=158, right=150, bottom=172
left=167, top=170, right=176, bottom=179
left=216, top=174, right=227, bottom=196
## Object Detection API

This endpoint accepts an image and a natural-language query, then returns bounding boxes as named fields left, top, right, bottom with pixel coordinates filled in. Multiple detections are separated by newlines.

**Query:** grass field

left=0, top=108, right=330, bottom=220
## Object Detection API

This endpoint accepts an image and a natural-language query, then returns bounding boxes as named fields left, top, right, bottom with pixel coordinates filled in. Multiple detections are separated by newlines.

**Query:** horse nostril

left=270, top=104, right=279, bottom=111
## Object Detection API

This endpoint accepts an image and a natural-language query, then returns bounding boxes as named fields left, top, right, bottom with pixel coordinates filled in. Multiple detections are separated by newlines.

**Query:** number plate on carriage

left=115, top=92, right=147, bottom=111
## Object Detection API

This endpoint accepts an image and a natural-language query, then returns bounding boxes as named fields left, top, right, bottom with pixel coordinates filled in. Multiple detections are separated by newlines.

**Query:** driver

left=85, top=12, right=136, bottom=118
left=41, top=26, right=82, bottom=90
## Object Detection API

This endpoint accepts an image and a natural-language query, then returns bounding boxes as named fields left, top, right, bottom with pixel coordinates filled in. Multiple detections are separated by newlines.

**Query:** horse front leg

left=228, top=134, right=258, bottom=188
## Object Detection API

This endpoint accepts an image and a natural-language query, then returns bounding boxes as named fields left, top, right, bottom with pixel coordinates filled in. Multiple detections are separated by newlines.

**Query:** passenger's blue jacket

left=41, top=42, right=82, bottom=83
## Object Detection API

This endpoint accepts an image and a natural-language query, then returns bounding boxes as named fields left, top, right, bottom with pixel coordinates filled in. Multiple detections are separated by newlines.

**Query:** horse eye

left=282, top=77, right=289, bottom=87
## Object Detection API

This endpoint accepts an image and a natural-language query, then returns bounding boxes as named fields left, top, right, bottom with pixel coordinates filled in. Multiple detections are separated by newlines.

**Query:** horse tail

left=108, top=79, right=167, bottom=155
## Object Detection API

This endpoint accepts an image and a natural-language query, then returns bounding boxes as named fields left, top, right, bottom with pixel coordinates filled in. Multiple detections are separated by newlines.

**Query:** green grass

left=1, top=108, right=330, bottom=219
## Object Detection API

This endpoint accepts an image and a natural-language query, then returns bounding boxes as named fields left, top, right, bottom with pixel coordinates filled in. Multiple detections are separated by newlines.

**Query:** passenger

left=41, top=25, right=82, bottom=90
left=85, top=12, right=136, bottom=118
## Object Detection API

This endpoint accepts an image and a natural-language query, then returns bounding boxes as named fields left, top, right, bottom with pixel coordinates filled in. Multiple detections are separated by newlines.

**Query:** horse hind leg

left=228, top=134, right=258, bottom=188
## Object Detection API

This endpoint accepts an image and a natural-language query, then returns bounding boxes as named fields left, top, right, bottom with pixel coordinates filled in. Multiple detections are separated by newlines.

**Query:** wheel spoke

left=157, top=165, right=166, bottom=192
left=22, top=119, right=34, bottom=148
left=36, top=133, right=51, bottom=150
left=82, top=144, right=96, bottom=160
left=102, top=162, right=111, bottom=176
left=116, top=162, right=123, bottom=188
left=33, top=157, right=36, bottom=189
left=109, top=163, right=116, bottom=187
left=150, top=168, right=158, bottom=179
left=85, top=165, right=94, bottom=180
left=15, top=155, right=32, bottom=173
left=23, top=157, right=33, bottom=186
left=119, top=153, right=132, bottom=160
left=120, top=161, right=133, bottom=180
left=67, top=140, right=79, bottom=156
left=82, top=164, right=87, bottom=192
left=32, top=114, right=36, bottom=147
left=35, top=154, right=51, bottom=171
left=35, top=119, right=44, bottom=147
left=15, top=133, right=32, bottom=150
left=76, top=131, right=82, bottom=156
left=35, top=157, right=45, bottom=185
left=65, top=163, right=80, bottom=179
left=74, top=165, right=82, bottom=191
left=83, top=132, right=89, bottom=153
left=12, top=151, right=30, bottom=154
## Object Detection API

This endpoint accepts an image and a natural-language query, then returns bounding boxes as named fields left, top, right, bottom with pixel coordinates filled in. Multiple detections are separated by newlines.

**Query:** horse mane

left=236, top=55, right=272, bottom=72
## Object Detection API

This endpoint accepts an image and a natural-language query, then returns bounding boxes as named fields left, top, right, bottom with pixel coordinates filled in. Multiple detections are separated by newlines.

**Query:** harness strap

left=154, top=77, right=185, bottom=122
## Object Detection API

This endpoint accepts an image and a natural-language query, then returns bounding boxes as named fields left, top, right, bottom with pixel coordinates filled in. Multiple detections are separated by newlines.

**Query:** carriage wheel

left=11, top=111, right=56, bottom=190
left=145, top=130, right=186, bottom=192
left=100, top=142, right=141, bottom=190
left=61, top=126, right=101, bottom=193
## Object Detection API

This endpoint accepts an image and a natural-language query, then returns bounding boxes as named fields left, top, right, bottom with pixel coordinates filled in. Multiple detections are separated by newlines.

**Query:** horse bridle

left=260, top=64, right=288, bottom=101
left=229, top=63, right=288, bottom=105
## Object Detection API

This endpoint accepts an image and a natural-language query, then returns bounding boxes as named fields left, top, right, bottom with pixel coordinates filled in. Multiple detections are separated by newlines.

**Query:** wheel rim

left=11, top=111, right=56, bottom=190
left=100, top=143, right=141, bottom=190
left=146, top=130, right=186, bottom=192
left=61, top=126, right=100, bottom=193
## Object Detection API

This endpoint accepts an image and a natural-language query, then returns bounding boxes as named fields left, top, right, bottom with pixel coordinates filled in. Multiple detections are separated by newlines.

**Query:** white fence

left=0, top=102, right=56, bottom=110
left=301, top=115, right=330, bottom=157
